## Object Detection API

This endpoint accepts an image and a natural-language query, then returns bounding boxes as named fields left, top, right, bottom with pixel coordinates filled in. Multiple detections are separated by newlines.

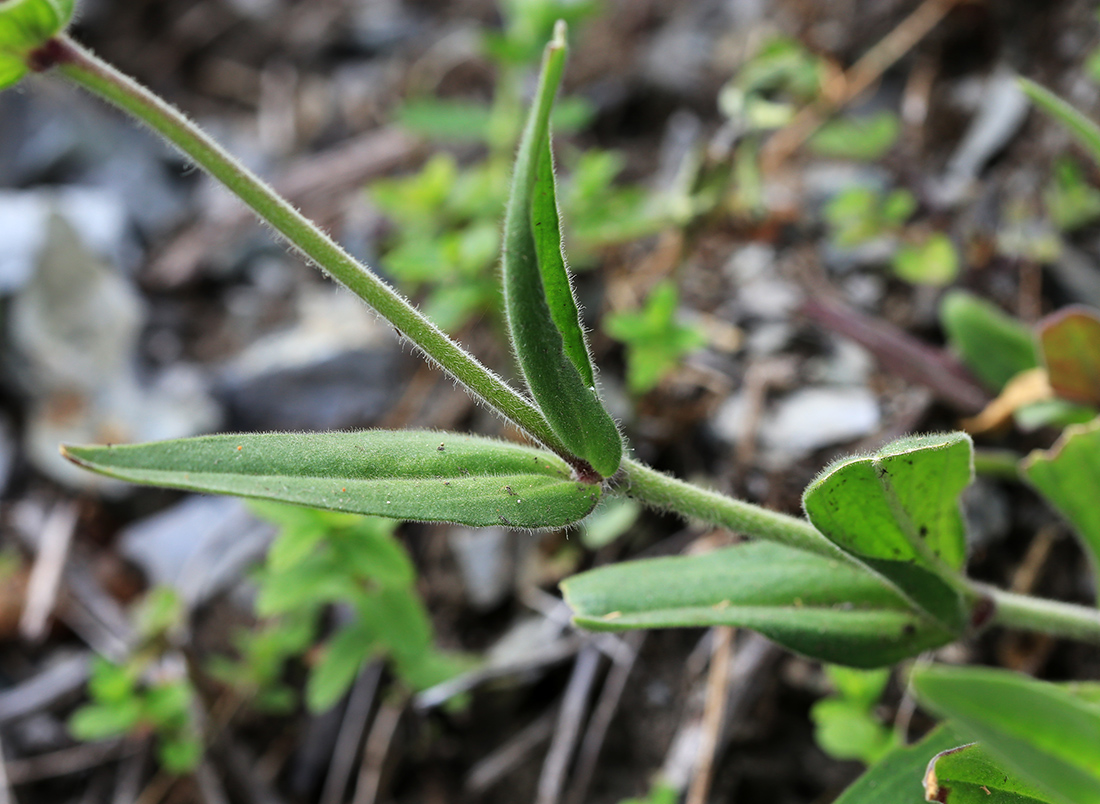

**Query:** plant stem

left=973, top=448, right=1022, bottom=481
left=618, top=458, right=843, bottom=559
left=981, top=584, right=1100, bottom=645
left=48, top=35, right=572, bottom=463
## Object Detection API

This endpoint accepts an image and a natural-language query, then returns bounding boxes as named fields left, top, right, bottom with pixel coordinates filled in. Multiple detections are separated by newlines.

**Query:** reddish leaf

left=1039, top=306, right=1100, bottom=406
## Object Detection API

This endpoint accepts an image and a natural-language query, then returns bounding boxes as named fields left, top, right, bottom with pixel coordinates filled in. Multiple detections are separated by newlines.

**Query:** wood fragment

left=351, top=697, right=405, bottom=804
left=686, top=627, right=734, bottom=804
left=762, top=0, right=963, bottom=170
left=19, top=502, right=78, bottom=643
left=536, top=644, right=602, bottom=804
left=319, top=663, right=383, bottom=804
left=466, top=710, right=557, bottom=796
left=565, top=631, right=646, bottom=804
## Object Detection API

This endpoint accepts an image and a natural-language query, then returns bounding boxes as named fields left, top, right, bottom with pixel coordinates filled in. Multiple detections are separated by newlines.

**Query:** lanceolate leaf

left=803, top=433, right=975, bottom=631
left=0, top=0, right=74, bottom=89
left=940, top=290, right=1040, bottom=392
left=502, top=21, right=622, bottom=478
left=924, top=743, right=1060, bottom=803
left=1037, top=306, right=1100, bottom=406
left=561, top=541, right=955, bottom=668
left=1022, top=418, right=1100, bottom=577
left=832, top=725, right=962, bottom=804
left=911, top=664, right=1100, bottom=804
left=62, top=431, right=601, bottom=529
left=1020, top=78, right=1100, bottom=169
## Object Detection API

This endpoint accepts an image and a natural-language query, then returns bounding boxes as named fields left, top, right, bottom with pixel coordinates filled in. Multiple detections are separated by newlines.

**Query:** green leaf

left=562, top=541, right=956, bottom=668
left=69, top=700, right=143, bottom=741
left=0, top=0, right=74, bottom=89
left=143, top=681, right=193, bottom=731
left=1022, top=418, right=1100, bottom=577
left=893, top=233, right=959, bottom=286
left=87, top=657, right=136, bottom=704
left=911, top=664, right=1100, bottom=804
left=811, top=698, right=894, bottom=764
left=925, top=743, right=1062, bottom=803
left=307, top=624, right=374, bottom=713
left=134, top=587, right=184, bottom=641
left=1037, top=306, right=1100, bottom=406
left=826, top=665, right=892, bottom=708
left=580, top=496, right=641, bottom=549
left=809, top=111, right=900, bottom=161
left=395, top=99, right=492, bottom=142
left=1019, top=78, right=1100, bottom=169
left=157, top=733, right=203, bottom=774
left=61, top=430, right=602, bottom=529
left=604, top=281, right=708, bottom=394
left=832, top=725, right=963, bottom=804
left=1046, top=157, right=1100, bottom=232
left=940, top=290, right=1040, bottom=392
left=501, top=22, right=622, bottom=478
left=802, top=433, right=974, bottom=631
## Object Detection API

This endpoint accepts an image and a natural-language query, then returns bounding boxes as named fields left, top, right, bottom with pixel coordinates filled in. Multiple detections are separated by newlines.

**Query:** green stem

left=48, top=35, right=571, bottom=463
left=982, top=584, right=1100, bottom=645
left=973, top=449, right=1022, bottom=481
left=618, top=457, right=843, bottom=559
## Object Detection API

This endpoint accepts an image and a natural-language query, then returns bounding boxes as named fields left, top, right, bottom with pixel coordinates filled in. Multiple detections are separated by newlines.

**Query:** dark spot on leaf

left=920, top=525, right=928, bottom=537
left=903, top=623, right=916, bottom=636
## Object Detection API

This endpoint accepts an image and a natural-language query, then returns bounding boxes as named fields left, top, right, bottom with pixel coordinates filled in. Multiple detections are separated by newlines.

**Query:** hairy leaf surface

left=803, top=433, right=975, bottom=630
left=501, top=22, right=622, bottom=478
left=562, top=541, right=955, bottom=668
left=62, top=431, right=601, bottom=529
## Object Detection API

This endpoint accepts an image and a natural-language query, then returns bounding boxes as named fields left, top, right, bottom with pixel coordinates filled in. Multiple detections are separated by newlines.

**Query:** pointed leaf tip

left=502, top=24, right=622, bottom=478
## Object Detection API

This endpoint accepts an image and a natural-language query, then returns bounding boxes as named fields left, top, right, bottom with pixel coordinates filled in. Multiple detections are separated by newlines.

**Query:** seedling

left=6, top=3, right=1100, bottom=798
left=68, top=589, right=202, bottom=773
left=210, top=503, right=469, bottom=713
left=373, top=0, right=665, bottom=331
left=603, top=280, right=708, bottom=394
left=824, top=184, right=960, bottom=285
left=810, top=665, right=896, bottom=765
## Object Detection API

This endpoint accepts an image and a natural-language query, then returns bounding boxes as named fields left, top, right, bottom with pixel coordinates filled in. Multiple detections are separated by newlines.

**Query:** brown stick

left=762, top=0, right=961, bottom=171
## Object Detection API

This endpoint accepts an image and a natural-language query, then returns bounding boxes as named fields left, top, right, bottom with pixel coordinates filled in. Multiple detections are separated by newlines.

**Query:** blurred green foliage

left=210, top=504, right=471, bottom=714
left=604, top=280, right=707, bottom=394
left=69, top=588, right=203, bottom=774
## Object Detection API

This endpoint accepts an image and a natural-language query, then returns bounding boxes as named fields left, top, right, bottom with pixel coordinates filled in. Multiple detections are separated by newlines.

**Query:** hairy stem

left=617, top=458, right=843, bottom=559
left=48, top=35, right=573, bottom=462
left=981, top=584, right=1100, bottom=645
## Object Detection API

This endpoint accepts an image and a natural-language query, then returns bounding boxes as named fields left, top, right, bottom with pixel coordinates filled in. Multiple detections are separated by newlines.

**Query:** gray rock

left=448, top=527, right=513, bottom=612
left=759, top=386, right=880, bottom=461
left=118, top=496, right=275, bottom=609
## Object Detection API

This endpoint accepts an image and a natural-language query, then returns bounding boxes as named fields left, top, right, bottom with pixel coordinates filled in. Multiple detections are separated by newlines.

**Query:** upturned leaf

left=802, top=433, right=975, bottom=631
left=0, top=0, right=74, bottom=89
left=62, top=430, right=601, bottom=529
left=1037, top=306, right=1100, bottom=406
left=832, top=725, right=963, bottom=804
left=501, top=21, right=622, bottom=478
left=1022, top=418, right=1100, bottom=578
left=924, top=743, right=1061, bottom=803
left=911, top=664, right=1100, bottom=804
left=561, top=541, right=956, bottom=668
